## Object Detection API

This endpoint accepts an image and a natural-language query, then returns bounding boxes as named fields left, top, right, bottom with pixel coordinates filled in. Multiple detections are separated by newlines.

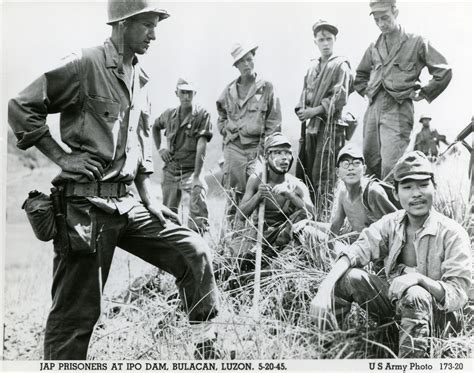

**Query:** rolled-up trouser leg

left=333, top=268, right=394, bottom=327
left=119, top=204, right=219, bottom=321
left=44, top=207, right=123, bottom=360
left=379, top=95, right=414, bottom=179
left=397, top=285, right=432, bottom=358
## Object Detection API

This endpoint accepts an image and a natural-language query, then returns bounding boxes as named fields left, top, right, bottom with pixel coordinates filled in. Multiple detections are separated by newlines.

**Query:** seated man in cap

left=414, top=114, right=450, bottom=161
left=310, top=151, right=471, bottom=358
left=295, top=19, right=353, bottom=212
left=216, top=43, right=281, bottom=227
left=153, top=78, right=212, bottom=234
left=232, top=133, right=314, bottom=261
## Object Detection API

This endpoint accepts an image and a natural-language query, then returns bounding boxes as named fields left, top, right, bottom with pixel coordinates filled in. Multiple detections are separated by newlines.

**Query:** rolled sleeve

left=338, top=216, right=391, bottom=268
left=216, top=89, right=228, bottom=136
left=436, top=228, right=471, bottom=312
left=195, top=110, right=213, bottom=142
left=354, top=46, right=373, bottom=98
left=8, top=54, right=81, bottom=150
left=418, top=39, right=452, bottom=103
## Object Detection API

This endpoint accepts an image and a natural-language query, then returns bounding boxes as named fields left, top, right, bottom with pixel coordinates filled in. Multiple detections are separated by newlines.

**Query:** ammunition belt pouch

left=64, top=181, right=128, bottom=198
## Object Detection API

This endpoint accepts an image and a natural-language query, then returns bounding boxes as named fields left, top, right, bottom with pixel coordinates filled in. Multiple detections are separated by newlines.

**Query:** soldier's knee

left=400, top=286, right=432, bottom=311
left=344, top=268, right=370, bottom=285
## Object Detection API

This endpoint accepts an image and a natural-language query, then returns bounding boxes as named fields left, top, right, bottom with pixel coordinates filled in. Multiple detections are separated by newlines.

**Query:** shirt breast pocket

left=393, top=61, right=417, bottom=89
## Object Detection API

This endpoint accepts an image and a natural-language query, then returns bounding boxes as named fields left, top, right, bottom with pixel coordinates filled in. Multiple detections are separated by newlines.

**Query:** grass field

left=3, top=144, right=473, bottom=360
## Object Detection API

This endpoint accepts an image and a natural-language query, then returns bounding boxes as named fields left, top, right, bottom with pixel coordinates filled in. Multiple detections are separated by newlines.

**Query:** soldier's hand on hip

left=159, top=149, right=173, bottom=162
left=409, top=90, right=424, bottom=102
left=59, top=152, right=105, bottom=180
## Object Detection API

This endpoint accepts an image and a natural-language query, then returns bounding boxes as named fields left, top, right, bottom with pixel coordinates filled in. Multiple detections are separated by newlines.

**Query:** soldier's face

left=421, top=119, right=431, bottom=128
left=395, top=178, right=435, bottom=219
left=176, top=89, right=195, bottom=108
left=372, top=9, right=399, bottom=34
left=235, top=52, right=255, bottom=77
left=268, top=146, right=293, bottom=173
left=124, top=13, right=159, bottom=55
left=336, top=156, right=365, bottom=186
left=314, top=30, right=335, bottom=58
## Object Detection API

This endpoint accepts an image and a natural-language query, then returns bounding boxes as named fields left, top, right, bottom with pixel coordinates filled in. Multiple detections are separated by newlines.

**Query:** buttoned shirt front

left=154, top=105, right=212, bottom=173
left=339, top=209, right=471, bottom=312
left=9, top=38, right=153, bottom=185
left=8, top=38, right=154, bottom=213
left=354, top=27, right=452, bottom=104
left=216, top=76, right=281, bottom=147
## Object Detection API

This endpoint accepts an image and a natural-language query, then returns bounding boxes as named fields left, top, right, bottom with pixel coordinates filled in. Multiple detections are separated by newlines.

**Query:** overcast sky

left=2, top=0, right=472, bottom=147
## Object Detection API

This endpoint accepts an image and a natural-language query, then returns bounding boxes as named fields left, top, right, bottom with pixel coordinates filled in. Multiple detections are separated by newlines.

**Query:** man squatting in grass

left=355, top=0, right=452, bottom=180
left=310, top=151, right=472, bottom=358
left=230, top=133, right=314, bottom=268
left=295, top=19, right=353, bottom=206
left=153, top=78, right=212, bottom=235
left=216, top=43, right=281, bottom=227
left=297, top=143, right=398, bottom=255
left=8, top=0, right=221, bottom=360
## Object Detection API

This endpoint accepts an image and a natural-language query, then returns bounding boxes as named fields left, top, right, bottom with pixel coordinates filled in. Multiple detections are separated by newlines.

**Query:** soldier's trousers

left=45, top=200, right=219, bottom=360
left=162, top=168, right=209, bottom=234
left=223, top=142, right=258, bottom=222
left=334, top=268, right=463, bottom=358
left=363, top=90, right=414, bottom=179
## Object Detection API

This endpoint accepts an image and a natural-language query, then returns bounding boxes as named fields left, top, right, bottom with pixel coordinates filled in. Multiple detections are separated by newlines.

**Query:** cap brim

left=396, top=173, right=433, bottom=182
left=369, top=6, right=392, bottom=15
left=337, top=152, right=364, bottom=163
left=313, top=24, right=339, bottom=36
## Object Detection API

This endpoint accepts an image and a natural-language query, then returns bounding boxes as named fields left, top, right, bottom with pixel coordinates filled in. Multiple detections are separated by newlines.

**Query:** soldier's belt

left=64, top=182, right=128, bottom=198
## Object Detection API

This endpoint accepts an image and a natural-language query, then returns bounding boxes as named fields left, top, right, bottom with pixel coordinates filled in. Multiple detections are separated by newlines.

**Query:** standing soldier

left=354, top=0, right=452, bottom=179
left=414, top=114, right=449, bottom=160
left=295, top=20, right=353, bottom=210
left=216, top=43, right=281, bottom=226
left=8, top=0, right=220, bottom=360
left=153, top=78, right=212, bottom=234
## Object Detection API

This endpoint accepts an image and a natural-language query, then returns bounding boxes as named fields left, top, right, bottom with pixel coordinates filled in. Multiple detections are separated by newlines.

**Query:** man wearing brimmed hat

left=8, top=0, right=221, bottom=360
left=354, top=0, right=452, bottom=179
left=216, top=42, right=281, bottom=225
left=153, top=78, right=212, bottom=235
left=295, top=19, right=353, bottom=209
left=310, top=151, right=471, bottom=357
left=414, top=114, right=449, bottom=159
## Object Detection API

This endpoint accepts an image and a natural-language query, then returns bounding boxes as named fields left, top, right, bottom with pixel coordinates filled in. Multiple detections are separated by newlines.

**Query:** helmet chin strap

left=267, top=157, right=287, bottom=175
left=117, top=20, right=126, bottom=74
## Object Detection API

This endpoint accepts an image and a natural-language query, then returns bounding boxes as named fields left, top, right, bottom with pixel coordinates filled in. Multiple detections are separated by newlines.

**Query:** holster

left=50, top=186, right=70, bottom=257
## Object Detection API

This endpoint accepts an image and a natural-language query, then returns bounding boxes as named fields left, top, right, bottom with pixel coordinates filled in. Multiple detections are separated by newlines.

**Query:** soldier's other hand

left=147, top=202, right=182, bottom=226
left=272, top=181, right=295, bottom=198
left=309, top=286, right=337, bottom=331
left=60, top=152, right=104, bottom=180
left=191, top=174, right=206, bottom=190
left=159, top=149, right=173, bottom=162
left=258, top=183, right=273, bottom=201
left=388, top=273, right=422, bottom=302
left=160, top=204, right=182, bottom=225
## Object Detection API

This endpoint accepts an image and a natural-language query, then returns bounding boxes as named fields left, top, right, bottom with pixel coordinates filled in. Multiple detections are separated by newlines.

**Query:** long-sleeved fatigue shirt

left=216, top=75, right=281, bottom=147
left=295, top=55, right=353, bottom=134
left=354, top=27, right=452, bottom=104
left=8, top=38, right=153, bottom=213
left=154, top=105, right=212, bottom=173
left=414, top=127, right=448, bottom=157
left=339, top=209, right=471, bottom=313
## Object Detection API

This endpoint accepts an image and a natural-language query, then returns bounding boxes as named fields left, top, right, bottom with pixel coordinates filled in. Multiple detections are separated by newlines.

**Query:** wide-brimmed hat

left=369, top=0, right=396, bottom=15
left=337, top=143, right=364, bottom=164
left=176, top=77, right=196, bottom=92
left=393, top=151, right=434, bottom=182
left=312, top=19, right=339, bottom=36
left=231, top=43, right=258, bottom=66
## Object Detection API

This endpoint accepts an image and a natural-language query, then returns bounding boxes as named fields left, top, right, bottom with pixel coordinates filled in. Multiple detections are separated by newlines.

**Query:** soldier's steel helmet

left=107, top=0, right=170, bottom=25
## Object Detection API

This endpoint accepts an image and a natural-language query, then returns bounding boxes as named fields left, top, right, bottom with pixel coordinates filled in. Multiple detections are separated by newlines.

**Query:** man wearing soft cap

left=216, top=42, right=282, bottom=227
left=354, top=0, right=452, bottom=180
left=310, top=151, right=471, bottom=357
